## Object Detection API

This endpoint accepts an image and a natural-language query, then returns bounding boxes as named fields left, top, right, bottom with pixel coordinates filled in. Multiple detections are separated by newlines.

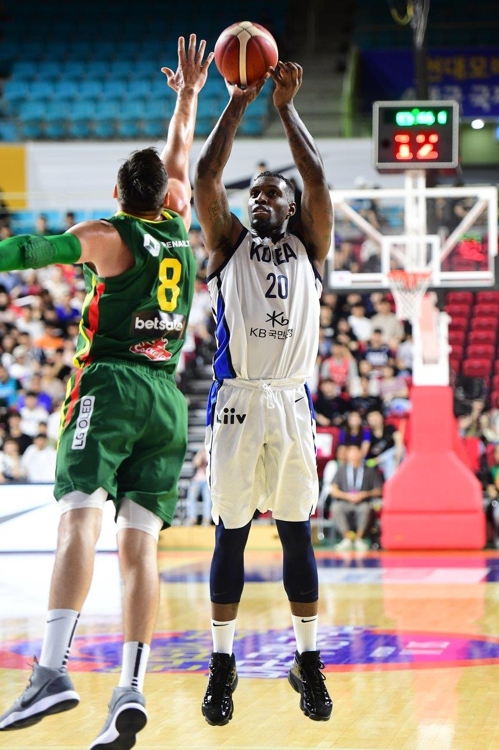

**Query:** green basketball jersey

left=74, top=210, right=196, bottom=374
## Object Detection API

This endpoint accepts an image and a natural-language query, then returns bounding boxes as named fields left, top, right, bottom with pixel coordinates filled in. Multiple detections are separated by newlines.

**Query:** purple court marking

left=2, top=627, right=499, bottom=676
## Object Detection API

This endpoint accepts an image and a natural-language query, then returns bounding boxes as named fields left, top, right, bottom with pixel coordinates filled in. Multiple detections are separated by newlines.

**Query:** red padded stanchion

left=381, top=386, right=486, bottom=549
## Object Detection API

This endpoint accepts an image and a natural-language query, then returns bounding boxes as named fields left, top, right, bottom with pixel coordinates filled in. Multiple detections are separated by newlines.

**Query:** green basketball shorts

left=55, top=359, right=188, bottom=528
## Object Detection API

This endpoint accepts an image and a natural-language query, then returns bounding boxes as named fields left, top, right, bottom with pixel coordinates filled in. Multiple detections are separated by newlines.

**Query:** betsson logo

left=133, top=317, right=183, bottom=332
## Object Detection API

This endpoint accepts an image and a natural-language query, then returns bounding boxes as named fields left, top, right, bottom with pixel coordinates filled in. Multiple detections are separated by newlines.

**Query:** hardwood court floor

left=1, top=526, right=499, bottom=750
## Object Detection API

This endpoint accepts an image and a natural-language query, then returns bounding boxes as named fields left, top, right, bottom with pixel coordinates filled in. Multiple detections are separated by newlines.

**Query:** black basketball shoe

left=201, top=653, right=238, bottom=726
left=288, top=650, right=333, bottom=721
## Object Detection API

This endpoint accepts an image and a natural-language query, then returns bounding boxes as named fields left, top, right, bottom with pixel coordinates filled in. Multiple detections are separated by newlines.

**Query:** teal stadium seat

left=141, top=119, right=166, bottom=139
left=19, top=120, right=44, bottom=139
left=11, top=61, right=38, bottom=79
left=120, top=99, right=146, bottom=121
left=36, top=62, right=62, bottom=81
left=239, top=117, right=265, bottom=136
left=2, top=80, right=30, bottom=110
left=30, top=80, right=55, bottom=100
left=52, top=80, right=79, bottom=100
left=107, top=60, right=134, bottom=78
left=45, top=119, right=67, bottom=140
left=0, top=121, right=18, bottom=141
left=93, top=119, right=116, bottom=139
left=79, top=80, right=105, bottom=100
left=63, top=61, right=87, bottom=80
left=128, top=79, right=153, bottom=99
left=116, top=119, right=142, bottom=139
left=18, top=99, right=46, bottom=121
left=86, top=61, right=111, bottom=79
left=101, top=80, right=128, bottom=99
left=67, top=119, right=94, bottom=139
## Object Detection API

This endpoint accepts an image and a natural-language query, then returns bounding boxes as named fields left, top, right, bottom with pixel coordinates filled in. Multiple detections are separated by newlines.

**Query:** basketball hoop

left=387, top=269, right=432, bottom=322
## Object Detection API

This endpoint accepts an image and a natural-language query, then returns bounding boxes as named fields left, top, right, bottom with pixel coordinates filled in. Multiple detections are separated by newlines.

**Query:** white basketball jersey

left=207, top=229, right=322, bottom=381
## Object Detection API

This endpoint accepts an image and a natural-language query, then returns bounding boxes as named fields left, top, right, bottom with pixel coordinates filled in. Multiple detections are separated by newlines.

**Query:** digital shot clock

left=373, top=100, right=460, bottom=171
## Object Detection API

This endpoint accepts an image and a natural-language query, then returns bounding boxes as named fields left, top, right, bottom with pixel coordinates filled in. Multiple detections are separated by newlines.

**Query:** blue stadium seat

left=93, top=119, right=116, bottom=139
left=195, top=117, right=215, bottom=137
left=45, top=120, right=67, bottom=139
left=141, top=118, right=166, bottom=139
left=63, top=61, right=87, bottom=80
left=86, top=61, right=111, bottom=79
left=133, top=60, right=155, bottom=78
left=101, top=80, right=128, bottom=99
left=0, top=121, right=18, bottom=141
left=67, top=119, right=94, bottom=139
left=2, top=79, right=30, bottom=110
left=11, top=60, right=38, bottom=79
left=92, top=41, right=119, bottom=60
left=52, top=80, right=79, bottom=100
left=18, top=41, right=45, bottom=60
left=128, top=79, right=153, bottom=98
left=18, top=100, right=46, bottom=121
left=0, top=41, right=18, bottom=66
left=239, top=116, right=265, bottom=136
left=71, top=99, right=97, bottom=121
left=79, top=80, right=104, bottom=100
left=46, top=42, right=71, bottom=59
left=94, top=100, right=120, bottom=120
left=45, top=100, right=69, bottom=122
left=36, top=62, right=62, bottom=81
left=116, top=118, right=142, bottom=138
left=67, top=41, right=92, bottom=58
left=107, top=60, right=134, bottom=78
left=10, top=211, right=37, bottom=233
left=19, top=120, right=45, bottom=139
left=30, top=80, right=55, bottom=100
left=120, top=99, right=146, bottom=120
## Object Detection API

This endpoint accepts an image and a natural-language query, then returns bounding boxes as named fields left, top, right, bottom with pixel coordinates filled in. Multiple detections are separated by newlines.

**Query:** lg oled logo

left=216, top=408, right=247, bottom=425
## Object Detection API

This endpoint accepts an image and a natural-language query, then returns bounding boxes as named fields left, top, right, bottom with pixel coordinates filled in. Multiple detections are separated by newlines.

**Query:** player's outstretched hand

left=161, top=34, right=214, bottom=94
left=270, top=61, right=303, bottom=109
left=224, top=73, right=270, bottom=104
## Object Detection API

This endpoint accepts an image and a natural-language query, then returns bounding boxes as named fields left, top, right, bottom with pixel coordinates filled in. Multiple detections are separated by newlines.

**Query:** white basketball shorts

left=205, top=378, right=319, bottom=529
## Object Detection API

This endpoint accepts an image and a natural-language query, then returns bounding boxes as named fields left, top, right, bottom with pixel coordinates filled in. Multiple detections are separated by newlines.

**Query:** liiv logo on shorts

left=216, top=408, right=247, bottom=424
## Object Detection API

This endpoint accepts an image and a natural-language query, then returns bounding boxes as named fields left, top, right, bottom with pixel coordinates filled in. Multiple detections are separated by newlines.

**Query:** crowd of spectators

left=3, top=208, right=499, bottom=549
left=0, top=212, right=215, bottom=484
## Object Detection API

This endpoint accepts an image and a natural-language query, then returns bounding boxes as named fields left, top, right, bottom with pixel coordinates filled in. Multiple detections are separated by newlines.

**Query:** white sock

left=211, top=619, right=236, bottom=655
left=291, top=614, right=318, bottom=654
left=119, top=641, right=150, bottom=692
left=39, top=609, right=80, bottom=669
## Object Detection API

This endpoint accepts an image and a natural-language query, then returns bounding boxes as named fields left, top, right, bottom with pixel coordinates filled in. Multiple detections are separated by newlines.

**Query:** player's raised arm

left=193, top=76, right=268, bottom=262
left=269, top=61, right=333, bottom=267
left=159, top=34, right=214, bottom=230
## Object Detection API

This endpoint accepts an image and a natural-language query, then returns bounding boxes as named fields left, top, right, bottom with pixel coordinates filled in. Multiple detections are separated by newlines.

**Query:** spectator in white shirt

left=348, top=303, right=372, bottom=342
left=20, top=391, right=50, bottom=438
left=21, top=433, right=57, bottom=483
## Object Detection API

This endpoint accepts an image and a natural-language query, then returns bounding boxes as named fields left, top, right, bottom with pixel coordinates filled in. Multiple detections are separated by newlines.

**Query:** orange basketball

left=214, top=21, right=279, bottom=88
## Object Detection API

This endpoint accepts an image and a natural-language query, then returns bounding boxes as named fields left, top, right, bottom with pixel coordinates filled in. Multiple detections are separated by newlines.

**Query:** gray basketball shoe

left=88, top=686, right=147, bottom=750
left=0, top=656, right=80, bottom=730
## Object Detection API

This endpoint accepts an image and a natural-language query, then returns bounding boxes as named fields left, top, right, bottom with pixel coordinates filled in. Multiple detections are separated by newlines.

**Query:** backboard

left=327, top=172, right=498, bottom=294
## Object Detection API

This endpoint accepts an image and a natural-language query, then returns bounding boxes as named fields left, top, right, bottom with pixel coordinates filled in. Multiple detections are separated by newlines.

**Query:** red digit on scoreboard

left=394, top=133, right=413, bottom=160
left=415, top=132, right=439, bottom=160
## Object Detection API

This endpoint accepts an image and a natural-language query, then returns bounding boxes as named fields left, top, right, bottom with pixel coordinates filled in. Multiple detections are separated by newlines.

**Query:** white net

left=388, top=270, right=432, bottom=321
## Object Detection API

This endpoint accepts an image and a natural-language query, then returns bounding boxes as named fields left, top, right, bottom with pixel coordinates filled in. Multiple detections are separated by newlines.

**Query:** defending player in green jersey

left=0, top=34, right=214, bottom=750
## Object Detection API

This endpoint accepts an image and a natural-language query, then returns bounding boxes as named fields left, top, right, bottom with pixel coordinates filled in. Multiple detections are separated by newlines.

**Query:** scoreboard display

left=373, top=100, right=460, bottom=171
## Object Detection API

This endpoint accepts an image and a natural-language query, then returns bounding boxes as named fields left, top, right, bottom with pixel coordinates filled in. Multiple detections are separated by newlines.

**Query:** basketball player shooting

left=194, top=60, right=334, bottom=725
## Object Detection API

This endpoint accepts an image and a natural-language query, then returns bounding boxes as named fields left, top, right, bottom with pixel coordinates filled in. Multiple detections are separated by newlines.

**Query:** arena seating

left=0, top=0, right=288, bottom=140
left=447, top=290, right=499, bottom=396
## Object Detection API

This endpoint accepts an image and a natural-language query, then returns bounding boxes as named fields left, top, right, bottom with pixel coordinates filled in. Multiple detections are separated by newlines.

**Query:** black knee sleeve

left=209, top=520, right=252, bottom=604
left=276, top=519, right=318, bottom=603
